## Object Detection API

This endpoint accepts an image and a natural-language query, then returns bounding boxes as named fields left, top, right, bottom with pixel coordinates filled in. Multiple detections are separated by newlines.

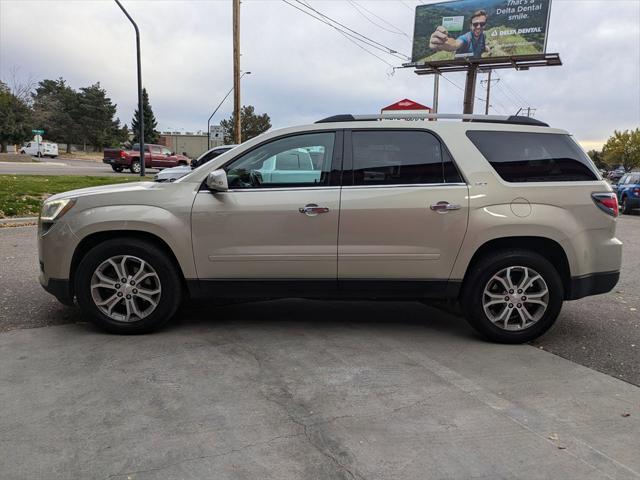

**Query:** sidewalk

left=1, top=307, right=638, bottom=479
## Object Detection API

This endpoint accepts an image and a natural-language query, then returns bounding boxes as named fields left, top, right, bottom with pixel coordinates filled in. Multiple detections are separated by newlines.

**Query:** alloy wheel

left=482, top=266, right=549, bottom=331
left=90, top=255, right=161, bottom=322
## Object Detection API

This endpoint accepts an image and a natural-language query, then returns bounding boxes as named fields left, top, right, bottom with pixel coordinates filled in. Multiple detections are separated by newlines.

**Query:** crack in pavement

left=103, top=431, right=304, bottom=479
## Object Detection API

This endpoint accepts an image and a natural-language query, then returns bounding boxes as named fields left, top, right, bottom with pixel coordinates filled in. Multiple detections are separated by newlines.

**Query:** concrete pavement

left=1, top=314, right=639, bottom=479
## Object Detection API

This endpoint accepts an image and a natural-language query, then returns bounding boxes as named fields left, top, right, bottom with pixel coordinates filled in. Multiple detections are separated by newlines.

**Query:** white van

left=20, top=141, right=59, bottom=158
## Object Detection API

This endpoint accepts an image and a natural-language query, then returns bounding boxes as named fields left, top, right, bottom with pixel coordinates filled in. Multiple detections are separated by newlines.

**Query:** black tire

left=74, top=238, right=182, bottom=334
left=461, top=249, right=564, bottom=344
left=621, top=197, right=632, bottom=215
left=130, top=159, right=141, bottom=174
left=111, top=165, right=124, bottom=173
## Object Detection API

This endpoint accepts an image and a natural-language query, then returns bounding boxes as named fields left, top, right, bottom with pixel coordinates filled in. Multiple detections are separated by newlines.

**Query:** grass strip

left=0, top=174, right=150, bottom=218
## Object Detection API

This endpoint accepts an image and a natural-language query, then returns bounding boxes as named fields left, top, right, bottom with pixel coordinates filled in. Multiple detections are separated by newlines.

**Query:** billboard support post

left=432, top=73, right=440, bottom=114
left=462, top=64, right=478, bottom=114
left=484, top=70, right=492, bottom=115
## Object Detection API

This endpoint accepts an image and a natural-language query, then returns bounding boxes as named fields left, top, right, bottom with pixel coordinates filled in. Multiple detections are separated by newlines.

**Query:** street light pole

left=207, top=72, right=250, bottom=149
left=114, top=0, right=145, bottom=177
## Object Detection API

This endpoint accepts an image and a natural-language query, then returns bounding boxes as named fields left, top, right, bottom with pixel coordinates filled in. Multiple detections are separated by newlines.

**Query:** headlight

left=40, top=198, right=76, bottom=222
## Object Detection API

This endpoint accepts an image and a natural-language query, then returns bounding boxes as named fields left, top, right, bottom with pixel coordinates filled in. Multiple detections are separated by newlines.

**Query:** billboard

left=412, top=0, right=552, bottom=64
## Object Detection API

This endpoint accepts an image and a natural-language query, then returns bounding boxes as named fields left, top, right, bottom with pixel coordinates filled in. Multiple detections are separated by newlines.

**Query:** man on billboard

left=429, top=9, right=489, bottom=59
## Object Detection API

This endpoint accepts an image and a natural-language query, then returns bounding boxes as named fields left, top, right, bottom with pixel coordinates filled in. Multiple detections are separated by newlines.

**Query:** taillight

left=592, top=193, right=619, bottom=217
left=119, top=150, right=126, bottom=159
left=633, top=188, right=640, bottom=197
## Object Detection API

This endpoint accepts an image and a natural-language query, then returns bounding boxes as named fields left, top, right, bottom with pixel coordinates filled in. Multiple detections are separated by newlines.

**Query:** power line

left=348, top=0, right=411, bottom=39
left=399, top=0, right=414, bottom=11
left=282, top=0, right=397, bottom=67
left=294, top=0, right=410, bottom=60
left=494, top=72, right=531, bottom=107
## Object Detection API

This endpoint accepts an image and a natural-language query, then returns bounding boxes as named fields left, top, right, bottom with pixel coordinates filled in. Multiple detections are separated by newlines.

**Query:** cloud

left=1, top=0, right=638, bottom=147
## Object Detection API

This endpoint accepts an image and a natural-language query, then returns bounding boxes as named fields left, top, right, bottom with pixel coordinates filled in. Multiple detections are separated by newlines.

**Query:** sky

left=1, top=0, right=639, bottom=150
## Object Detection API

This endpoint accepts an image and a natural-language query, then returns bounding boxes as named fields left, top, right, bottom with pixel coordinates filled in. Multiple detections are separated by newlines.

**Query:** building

left=158, top=132, right=209, bottom=159
left=381, top=99, right=432, bottom=118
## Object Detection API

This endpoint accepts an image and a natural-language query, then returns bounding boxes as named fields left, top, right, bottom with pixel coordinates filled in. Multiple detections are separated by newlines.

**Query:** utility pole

left=484, top=70, right=492, bottom=115
left=480, top=71, right=499, bottom=115
left=233, top=0, right=241, bottom=144
left=432, top=73, right=439, bottom=115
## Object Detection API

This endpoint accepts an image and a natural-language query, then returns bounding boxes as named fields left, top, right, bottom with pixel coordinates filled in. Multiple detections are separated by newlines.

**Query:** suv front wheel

left=462, top=249, right=563, bottom=343
left=75, top=238, right=182, bottom=334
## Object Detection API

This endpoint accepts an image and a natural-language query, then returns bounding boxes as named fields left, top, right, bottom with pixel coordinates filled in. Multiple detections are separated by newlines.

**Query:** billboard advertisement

left=412, top=0, right=552, bottom=64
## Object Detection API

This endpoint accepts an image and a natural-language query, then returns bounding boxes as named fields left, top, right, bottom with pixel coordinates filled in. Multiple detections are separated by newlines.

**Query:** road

left=0, top=156, right=159, bottom=176
left=1, top=215, right=639, bottom=385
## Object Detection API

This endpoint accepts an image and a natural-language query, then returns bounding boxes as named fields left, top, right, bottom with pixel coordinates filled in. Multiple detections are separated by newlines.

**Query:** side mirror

left=206, top=169, right=228, bottom=192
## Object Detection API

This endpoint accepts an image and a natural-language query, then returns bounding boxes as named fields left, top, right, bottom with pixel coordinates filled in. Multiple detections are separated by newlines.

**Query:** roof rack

left=315, top=113, right=548, bottom=127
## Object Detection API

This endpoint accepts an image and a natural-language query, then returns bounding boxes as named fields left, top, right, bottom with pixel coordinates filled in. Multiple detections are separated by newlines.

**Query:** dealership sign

left=411, top=0, right=552, bottom=64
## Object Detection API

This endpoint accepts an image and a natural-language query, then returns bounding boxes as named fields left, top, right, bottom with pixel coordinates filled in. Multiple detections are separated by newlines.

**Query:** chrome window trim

left=197, top=183, right=467, bottom=194
left=197, top=186, right=340, bottom=194
left=342, top=183, right=467, bottom=189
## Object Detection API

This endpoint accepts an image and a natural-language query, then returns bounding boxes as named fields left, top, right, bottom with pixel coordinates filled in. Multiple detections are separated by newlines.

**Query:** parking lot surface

left=1, top=307, right=639, bottom=479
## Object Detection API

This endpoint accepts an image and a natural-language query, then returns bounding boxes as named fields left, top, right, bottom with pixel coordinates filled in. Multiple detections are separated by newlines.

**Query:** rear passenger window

left=351, top=130, right=462, bottom=185
left=466, top=131, right=598, bottom=182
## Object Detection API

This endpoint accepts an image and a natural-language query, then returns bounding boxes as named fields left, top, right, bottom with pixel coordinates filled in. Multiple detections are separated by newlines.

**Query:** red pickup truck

left=103, top=144, right=190, bottom=173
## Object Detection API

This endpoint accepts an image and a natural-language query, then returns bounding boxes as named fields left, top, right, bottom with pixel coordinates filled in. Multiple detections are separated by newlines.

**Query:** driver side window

left=224, top=132, right=335, bottom=189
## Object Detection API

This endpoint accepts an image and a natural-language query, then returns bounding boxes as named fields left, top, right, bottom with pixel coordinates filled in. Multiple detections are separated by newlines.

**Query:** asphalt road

left=1, top=215, right=639, bottom=386
left=0, top=156, right=158, bottom=176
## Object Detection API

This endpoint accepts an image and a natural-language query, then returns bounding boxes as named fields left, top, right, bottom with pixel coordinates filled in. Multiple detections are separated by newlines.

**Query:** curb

left=0, top=216, right=38, bottom=225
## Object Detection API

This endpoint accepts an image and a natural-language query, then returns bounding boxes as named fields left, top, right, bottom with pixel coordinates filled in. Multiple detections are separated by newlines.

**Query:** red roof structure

left=381, top=99, right=431, bottom=112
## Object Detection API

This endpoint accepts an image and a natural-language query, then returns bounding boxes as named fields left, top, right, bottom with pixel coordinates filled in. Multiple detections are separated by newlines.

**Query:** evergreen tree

left=77, top=83, right=118, bottom=151
left=220, top=105, right=271, bottom=144
left=0, top=81, right=33, bottom=152
left=131, top=88, right=159, bottom=144
left=32, top=78, right=79, bottom=153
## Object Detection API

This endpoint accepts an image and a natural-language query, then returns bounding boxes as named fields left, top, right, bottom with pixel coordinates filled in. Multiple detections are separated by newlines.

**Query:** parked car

left=38, top=113, right=621, bottom=343
left=154, top=145, right=237, bottom=182
left=613, top=172, right=640, bottom=214
left=608, top=167, right=626, bottom=182
left=19, top=141, right=58, bottom=158
left=103, top=144, right=190, bottom=173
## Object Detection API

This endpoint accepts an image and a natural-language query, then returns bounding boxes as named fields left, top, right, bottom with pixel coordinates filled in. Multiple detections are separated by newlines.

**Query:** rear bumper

left=566, top=271, right=620, bottom=300
left=103, top=158, right=127, bottom=166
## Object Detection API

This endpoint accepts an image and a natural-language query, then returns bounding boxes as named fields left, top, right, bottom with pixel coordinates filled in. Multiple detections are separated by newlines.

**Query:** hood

left=46, top=181, right=157, bottom=202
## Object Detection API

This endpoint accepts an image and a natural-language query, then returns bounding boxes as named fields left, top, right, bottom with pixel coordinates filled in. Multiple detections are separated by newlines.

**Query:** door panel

left=338, top=185, right=468, bottom=279
left=191, top=188, right=340, bottom=279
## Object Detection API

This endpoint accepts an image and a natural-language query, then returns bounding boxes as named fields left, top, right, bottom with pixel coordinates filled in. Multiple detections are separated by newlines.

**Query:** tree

left=602, top=129, right=640, bottom=172
left=220, top=105, right=271, bottom=144
left=32, top=78, right=80, bottom=153
left=76, top=83, right=118, bottom=151
left=0, top=81, right=32, bottom=152
left=131, top=88, right=159, bottom=144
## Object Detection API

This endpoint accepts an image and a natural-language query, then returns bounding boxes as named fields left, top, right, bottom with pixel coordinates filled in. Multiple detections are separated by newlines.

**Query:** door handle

left=430, top=201, right=461, bottom=213
left=299, top=204, right=330, bottom=216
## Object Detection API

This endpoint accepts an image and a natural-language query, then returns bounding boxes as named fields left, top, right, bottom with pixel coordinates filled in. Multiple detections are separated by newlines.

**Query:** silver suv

left=38, top=114, right=622, bottom=342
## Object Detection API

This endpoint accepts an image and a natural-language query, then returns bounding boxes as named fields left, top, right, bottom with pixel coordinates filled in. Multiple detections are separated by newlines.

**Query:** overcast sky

left=1, top=0, right=639, bottom=149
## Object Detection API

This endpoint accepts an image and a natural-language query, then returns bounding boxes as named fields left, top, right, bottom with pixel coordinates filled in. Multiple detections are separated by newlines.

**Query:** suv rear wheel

left=75, top=238, right=182, bottom=334
left=461, top=249, right=563, bottom=343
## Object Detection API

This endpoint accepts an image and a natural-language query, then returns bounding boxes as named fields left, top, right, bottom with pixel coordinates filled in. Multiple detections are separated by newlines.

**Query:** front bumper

left=566, top=270, right=620, bottom=300
left=40, top=274, right=74, bottom=305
